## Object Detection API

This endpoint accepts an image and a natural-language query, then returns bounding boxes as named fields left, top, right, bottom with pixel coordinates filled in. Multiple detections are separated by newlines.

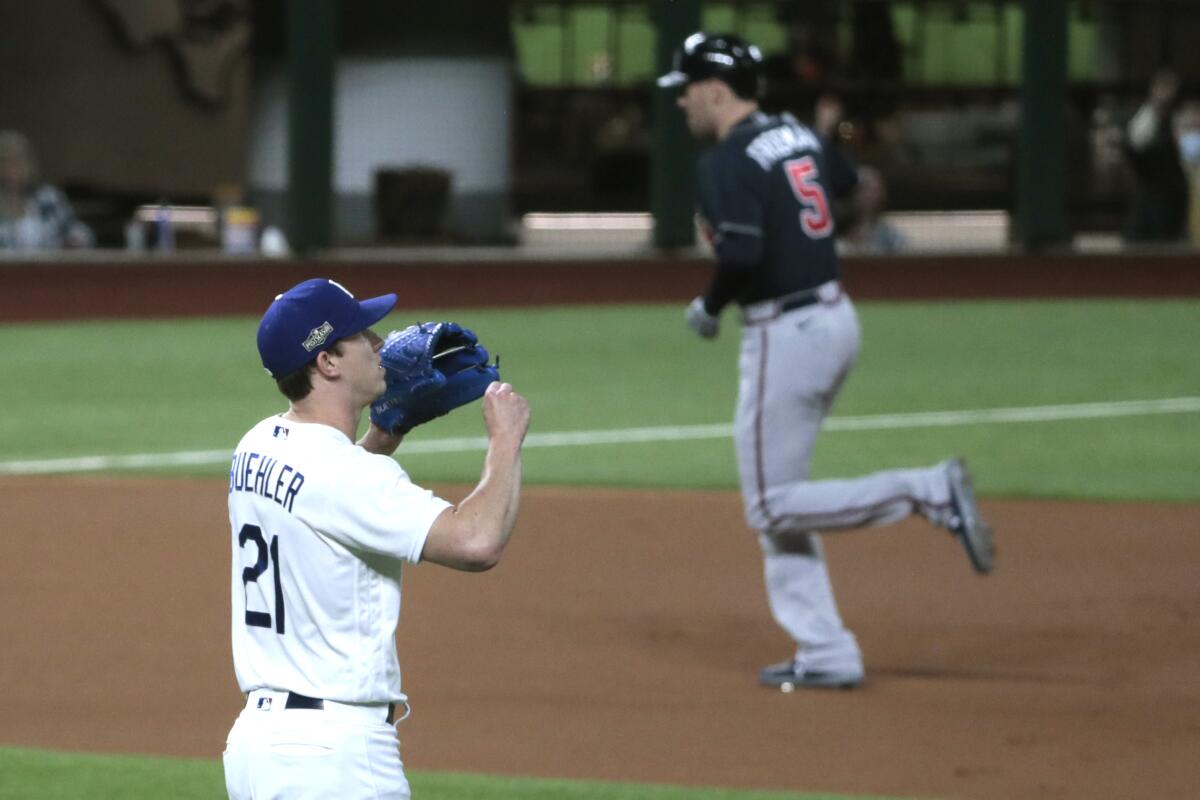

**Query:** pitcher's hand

left=483, top=382, right=530, bottom=447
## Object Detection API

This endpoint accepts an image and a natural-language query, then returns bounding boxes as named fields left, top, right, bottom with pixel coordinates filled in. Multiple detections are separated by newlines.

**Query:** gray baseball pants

left=734, top=284, right=950, bottom=672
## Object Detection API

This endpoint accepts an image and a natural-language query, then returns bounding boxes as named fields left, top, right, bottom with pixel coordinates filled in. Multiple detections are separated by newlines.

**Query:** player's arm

left=420, top=382, right=530, bottom=572
left=697, top=155, right=766, bottom=314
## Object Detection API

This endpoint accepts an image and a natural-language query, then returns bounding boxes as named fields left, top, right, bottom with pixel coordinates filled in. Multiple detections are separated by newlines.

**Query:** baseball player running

left=223, top=278, right=529, bottom=798
left=658, top=34, right=994, bottom=690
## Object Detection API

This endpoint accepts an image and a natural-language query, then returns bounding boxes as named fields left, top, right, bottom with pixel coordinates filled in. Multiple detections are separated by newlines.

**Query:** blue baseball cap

left=257, top=278, right=397, bottom=378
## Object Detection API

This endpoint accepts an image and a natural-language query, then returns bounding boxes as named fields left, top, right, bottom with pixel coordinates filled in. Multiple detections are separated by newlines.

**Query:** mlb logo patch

left=273, top=426, right=289, bottom=440
left=256, top=696, right=273, bottom=710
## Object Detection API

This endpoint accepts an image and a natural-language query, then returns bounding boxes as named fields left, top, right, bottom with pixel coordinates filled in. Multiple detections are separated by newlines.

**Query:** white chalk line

left=1, top=396, right=1198, bottom=476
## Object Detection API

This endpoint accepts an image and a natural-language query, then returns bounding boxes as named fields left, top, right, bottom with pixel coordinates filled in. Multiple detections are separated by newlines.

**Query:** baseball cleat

left=945, top=458, right=994, bottom=574
left=759, top=661, right=863, bottom=691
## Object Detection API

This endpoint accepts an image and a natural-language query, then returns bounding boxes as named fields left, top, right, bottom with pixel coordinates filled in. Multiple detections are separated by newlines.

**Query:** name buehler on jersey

left=223, top=277, right=530, bottom=800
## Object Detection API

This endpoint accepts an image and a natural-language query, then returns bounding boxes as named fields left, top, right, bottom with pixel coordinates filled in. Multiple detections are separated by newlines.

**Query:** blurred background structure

left=2, top=0, right=1200, bottom=255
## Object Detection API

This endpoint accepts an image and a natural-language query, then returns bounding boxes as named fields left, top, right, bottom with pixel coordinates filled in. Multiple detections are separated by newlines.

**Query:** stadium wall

left=1, top=253, right=1198, bottom=322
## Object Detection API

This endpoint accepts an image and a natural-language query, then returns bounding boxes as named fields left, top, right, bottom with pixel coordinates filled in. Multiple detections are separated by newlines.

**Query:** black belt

left=285, top=691, right=396, bottom=724
left=779, top=291, right=822, bottom=313
left=742, top=282, right=841, bottom=325
left=284, top=691, right=324, bottom=711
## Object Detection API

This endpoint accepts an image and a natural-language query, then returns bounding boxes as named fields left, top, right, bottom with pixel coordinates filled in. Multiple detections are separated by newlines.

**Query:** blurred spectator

left=1123, top=69, right=1188, bottom=243
left=811, top=94, right=867, bottom=237
left=840, top=165, right=908, bottom=254
left=767, top=0, right=841, bottom=87
left=812, top=93, right=860, bottom=184
left=1174, top=101, right=1200, bottom=245
left=813, top=93, right=845, bottom=140
left=0, top=130, right=94, bottom=250
left=1090, top=95, right=1128, bottom=197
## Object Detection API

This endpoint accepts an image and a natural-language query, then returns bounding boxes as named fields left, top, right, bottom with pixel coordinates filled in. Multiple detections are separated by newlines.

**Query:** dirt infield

left=1, top=476, right=1196, bottom=799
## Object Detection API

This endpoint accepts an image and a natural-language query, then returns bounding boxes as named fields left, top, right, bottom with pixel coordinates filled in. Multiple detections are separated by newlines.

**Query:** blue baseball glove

left=369, top=322, right=499, bottom=435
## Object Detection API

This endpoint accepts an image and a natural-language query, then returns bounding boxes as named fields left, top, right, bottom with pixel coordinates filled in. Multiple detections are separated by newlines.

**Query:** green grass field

left=2, top=298, right=1198, bottom=799
left=2, top=299, right=1198, bottom=500
left=0, top=747, right=891, bottom=800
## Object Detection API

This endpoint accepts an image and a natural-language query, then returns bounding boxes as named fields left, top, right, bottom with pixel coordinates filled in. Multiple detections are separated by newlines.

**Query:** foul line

left=2, top=396, right=1199, bottom=476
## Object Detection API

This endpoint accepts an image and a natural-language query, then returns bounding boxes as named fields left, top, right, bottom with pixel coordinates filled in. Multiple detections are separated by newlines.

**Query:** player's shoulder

left=235, top=416, right=408, bottom=486
left=714, top=112, right=770, bottom=155
left=239, top=414, right=303, bottom=444
left=738, top=112, right=824, bottom=171
left=235, top=416, right=355, bottom=463
left=234, top=415, right=279, bottom=450
left=705, top=112, right=776, bottom=174
left=727, top=111, right=801, bottom=142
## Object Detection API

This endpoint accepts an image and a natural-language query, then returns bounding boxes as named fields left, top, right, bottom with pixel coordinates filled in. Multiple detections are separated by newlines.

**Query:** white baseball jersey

left=228, top=415, right=451, bottom=704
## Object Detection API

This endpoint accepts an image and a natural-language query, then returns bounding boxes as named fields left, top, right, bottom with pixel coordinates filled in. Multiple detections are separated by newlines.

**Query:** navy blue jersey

left=696, top=111, right=857, bottom=312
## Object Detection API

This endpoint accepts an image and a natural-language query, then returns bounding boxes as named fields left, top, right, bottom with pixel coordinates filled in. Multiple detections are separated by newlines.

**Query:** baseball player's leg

left=737, top=297, right=951, bottom=536
left=755, top=466, right=951, bottom=532
left=735, top=302, right=862, bottom=684
left=222, top=714, right=251, bottom=800
left=757, top=530, right=862, bottom=677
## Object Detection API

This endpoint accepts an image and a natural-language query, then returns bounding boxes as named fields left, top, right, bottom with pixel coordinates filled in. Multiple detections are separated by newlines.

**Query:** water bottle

left=124, top=217, right=145, bottom=252
left=154, top=202, right=174, bottom=252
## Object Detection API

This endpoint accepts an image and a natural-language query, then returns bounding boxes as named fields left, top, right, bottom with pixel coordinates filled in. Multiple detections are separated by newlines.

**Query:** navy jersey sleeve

left=696, top=150, right=766, bottom=314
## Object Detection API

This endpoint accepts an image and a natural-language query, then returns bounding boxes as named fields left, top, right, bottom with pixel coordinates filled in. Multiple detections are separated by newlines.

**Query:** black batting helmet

left=656, top=32, right=764, bottom=99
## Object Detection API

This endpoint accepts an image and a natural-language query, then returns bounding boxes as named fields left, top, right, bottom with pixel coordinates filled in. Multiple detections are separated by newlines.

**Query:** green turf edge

left=2, top=300, right=1197, bottom=503
left=0, top=746, right=920, bottom=800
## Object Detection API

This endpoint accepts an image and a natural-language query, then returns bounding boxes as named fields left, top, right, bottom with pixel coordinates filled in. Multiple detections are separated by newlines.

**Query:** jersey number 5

left=783, top=156, right=833, bottom=239
left=239, top=523, right=285, bottom=634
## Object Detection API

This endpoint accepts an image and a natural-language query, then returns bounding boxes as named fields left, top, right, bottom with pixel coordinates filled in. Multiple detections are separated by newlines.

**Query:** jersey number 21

left=239, top=523, right=285, bottom=634
left=783, top=156, right=833, bottom=239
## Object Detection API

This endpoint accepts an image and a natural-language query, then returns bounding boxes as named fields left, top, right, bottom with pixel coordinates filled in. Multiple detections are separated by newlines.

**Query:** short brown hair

left=275, top=340, right=344, bottom=401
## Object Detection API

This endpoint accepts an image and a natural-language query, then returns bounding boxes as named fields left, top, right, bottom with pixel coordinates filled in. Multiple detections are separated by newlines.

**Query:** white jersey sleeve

left=308, top=445, right=447, bottom=563
left=228, top=416, right=452, bottom=704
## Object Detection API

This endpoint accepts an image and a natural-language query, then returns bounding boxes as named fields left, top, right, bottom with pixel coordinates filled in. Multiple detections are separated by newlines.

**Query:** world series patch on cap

left=256, top=278, right=397, bottom=378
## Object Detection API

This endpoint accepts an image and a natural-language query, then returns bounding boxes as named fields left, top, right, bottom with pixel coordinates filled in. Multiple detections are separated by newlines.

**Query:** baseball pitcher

left=223, top=278, right=529, bottom=798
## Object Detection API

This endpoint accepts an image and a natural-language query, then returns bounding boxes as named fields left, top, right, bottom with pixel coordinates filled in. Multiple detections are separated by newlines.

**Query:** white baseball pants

left=734, top=287, right=950, bottom=670
left=224, top=691, right=410, bottom=800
